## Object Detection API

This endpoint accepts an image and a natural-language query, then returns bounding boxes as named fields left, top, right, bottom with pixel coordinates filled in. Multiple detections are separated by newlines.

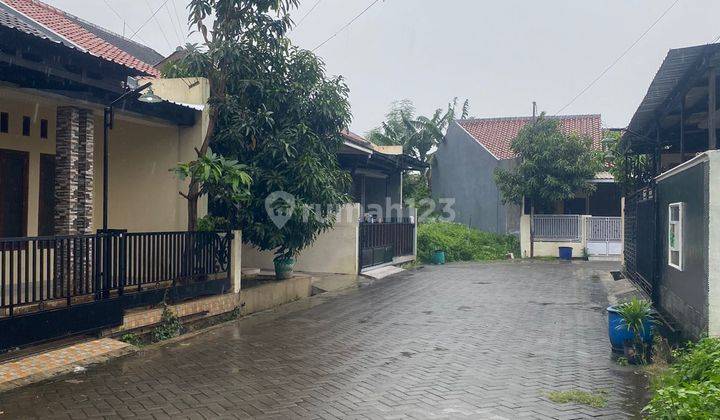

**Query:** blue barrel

left=607, top=306, right=653, bottom=353
left=432, top=250, right=446, bottom=265
left=559, top=246, right=573, bottom=260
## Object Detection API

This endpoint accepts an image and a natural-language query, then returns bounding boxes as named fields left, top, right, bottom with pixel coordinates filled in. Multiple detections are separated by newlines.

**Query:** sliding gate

left=624, top=187, right=657, bottom=298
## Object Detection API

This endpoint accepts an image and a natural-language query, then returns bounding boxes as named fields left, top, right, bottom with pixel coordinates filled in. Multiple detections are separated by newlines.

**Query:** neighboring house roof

left=0, top=0, right=161, bottom=76
left=342, top=130, right=374, bottom=148
left=622, top=43, right=720, bottom=148
left=456, top=114, right=603, bottom=160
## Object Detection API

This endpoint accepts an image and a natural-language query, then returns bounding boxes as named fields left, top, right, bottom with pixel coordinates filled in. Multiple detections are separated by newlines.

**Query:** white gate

left=585, top=217, right=622, bottom=256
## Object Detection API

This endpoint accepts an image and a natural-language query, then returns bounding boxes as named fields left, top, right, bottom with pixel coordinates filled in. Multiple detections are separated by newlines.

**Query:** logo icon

left=265, top=191, right=295, bottom=228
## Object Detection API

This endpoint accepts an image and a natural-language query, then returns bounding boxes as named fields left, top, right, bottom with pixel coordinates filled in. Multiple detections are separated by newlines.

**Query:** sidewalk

left=0, top=338, right=132, bottom=392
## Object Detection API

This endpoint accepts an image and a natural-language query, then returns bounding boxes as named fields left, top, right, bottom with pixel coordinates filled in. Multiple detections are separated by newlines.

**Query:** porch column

left=55, top=107, right=94, bottom=235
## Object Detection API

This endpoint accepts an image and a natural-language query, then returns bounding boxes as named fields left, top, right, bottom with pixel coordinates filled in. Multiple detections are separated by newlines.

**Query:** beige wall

left=707, top=152, right=720, bottom=336
left=520, top=214, right=588, bottom=258
left=0, top=79, right=209, bottom=236
left=242, top=203, right=361, bottom=275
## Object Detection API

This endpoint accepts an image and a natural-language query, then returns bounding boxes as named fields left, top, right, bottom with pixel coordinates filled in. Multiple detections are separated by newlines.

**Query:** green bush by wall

left=417, top=222, right=519, bottom=263
left=645, top=337, right=720, bottom=418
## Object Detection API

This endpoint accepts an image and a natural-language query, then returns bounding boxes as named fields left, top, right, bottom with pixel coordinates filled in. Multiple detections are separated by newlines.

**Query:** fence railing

left=0, top=230, right=232, bottom=317
left=532, top=215, right=582, bottom=242
left=359, top=222, right=415, bottom=269
left=586, top=217, right=622, bottom=242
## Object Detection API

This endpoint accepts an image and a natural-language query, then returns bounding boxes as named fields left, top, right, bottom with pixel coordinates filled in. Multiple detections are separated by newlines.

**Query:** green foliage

left=417, top=222, right=519, bottom=263
left=367, top=98, right=470, bottom=190
left=151, top=306, right=183, bottom=342
left=120, top=333, right=143, bottom=347
left=645, top=338, right=720, bottom=419
left=166, top=1, right=351, bottom=257
left=602, top=130, right=654, bottom=194
left=173, top=151, right=252, bottom=207
left=546, top=390, right=608, bottom=408
left=196, top=215, right=231, bottom=232
left=616, top=297, right=654, bottom=364
left=494, top=114, right=603, bottom=209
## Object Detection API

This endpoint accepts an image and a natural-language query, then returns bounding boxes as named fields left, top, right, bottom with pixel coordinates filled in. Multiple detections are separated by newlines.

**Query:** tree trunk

left=187, top=184, right=199, bottom=232
left=529, top=201, right=535, bottom=259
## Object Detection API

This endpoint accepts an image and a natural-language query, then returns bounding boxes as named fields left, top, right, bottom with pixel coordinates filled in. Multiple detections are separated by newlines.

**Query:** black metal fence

left=359, top=222, right=415, bottom=269
left=624, top=186, right=657, bottom=297
left=0, top=230, right=232, bottom=318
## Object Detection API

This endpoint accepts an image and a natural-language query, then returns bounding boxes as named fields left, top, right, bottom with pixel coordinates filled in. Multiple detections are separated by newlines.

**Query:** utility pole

left=529, top=101, right=537, bottom=258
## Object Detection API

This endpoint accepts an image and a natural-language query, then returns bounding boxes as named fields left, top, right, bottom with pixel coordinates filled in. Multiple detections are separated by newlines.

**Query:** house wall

left=0, top=79, right=208, bottom=236
left=241, top=203, right=360, bottom=275
left=656, top=159, right=709, bottom=340
left=432, top=122, right=507, bottom=233
left=519, top=214, right=588, bottom=258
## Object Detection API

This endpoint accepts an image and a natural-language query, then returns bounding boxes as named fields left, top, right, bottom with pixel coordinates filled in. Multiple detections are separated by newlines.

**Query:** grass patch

left=417, top=221, right=519, bottom=263
left=546, top=390, right=608, bottom=408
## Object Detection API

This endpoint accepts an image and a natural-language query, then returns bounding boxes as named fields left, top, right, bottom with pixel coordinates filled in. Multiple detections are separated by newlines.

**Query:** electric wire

left=311, top=0, right=380, bottom=52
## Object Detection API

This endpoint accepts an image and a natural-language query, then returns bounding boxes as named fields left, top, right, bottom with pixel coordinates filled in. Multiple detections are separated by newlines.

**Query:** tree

left=367, top=98, right=469, bottom=199
left=602, top=130, right=653, bottom=195
left=493, top=114, right=602, bottom=257
left=166, top=1, right=352, bottom=259
left=164, top=0, right=298, bottom=231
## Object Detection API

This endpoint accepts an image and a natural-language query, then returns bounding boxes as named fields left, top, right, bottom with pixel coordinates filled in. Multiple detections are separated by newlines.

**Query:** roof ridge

left=457, top=114, right=601, bottom=123
left=63, top=10, right=163, bottom=55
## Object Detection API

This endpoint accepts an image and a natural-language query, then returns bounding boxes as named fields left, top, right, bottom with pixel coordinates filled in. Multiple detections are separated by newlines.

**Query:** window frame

left=668, top=202, right=684, bottom=271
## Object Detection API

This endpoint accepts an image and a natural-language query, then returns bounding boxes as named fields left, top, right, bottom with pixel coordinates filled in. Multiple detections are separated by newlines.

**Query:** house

left=242, top=131, right=425, bottom=274
left=621, top=42, right=720, bottom=339
left=432, top=114, right=622, bottom=258
left=0, top=0, right=239, bottom=351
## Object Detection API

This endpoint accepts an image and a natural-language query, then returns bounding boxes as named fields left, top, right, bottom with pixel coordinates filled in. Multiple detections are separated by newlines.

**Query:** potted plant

left=610, top=297, right=654, bottom=364
left=273, top=249, right=295, bottom=280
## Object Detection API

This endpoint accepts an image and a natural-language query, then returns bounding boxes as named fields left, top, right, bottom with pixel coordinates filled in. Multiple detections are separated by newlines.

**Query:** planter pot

left=273, top=257, right=295, bottom=280
left=607, top=306, right=653, bottom=353
left=431, top=250, right=446, bottom=265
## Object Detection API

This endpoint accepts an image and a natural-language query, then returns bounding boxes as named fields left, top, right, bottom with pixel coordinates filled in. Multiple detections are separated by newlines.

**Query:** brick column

left=55, top=107, right=94, bottom=235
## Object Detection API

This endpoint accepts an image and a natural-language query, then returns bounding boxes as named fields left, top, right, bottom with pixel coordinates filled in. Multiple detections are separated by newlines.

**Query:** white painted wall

left=707, top=151, right=720, bottom=336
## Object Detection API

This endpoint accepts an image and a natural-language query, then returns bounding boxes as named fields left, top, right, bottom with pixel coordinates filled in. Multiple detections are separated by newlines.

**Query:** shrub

left=417, top=221, right=519, bottom=263
left=645, top=337, right=720, bottom=418
left=119, top=333, right=143, bottom=347
left=151, top=306, right=183, bottom=342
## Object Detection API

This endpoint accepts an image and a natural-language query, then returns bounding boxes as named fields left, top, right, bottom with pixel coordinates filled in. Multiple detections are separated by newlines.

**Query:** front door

left=0, top=149, right=28, bottom=238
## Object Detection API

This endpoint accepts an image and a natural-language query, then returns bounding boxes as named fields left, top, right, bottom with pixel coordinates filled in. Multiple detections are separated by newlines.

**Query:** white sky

left=44, top=0, right=720, bottom=135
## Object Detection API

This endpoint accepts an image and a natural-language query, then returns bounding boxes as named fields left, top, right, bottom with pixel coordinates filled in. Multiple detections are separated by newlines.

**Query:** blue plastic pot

left=607, top=306, right=653, bottom=353
left=273, top=257, right=295, bottom=280
left=559, top=246, right=573, bottom=260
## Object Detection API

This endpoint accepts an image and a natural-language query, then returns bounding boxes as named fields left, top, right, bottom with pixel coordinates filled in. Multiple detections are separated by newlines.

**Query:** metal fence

left=586, top=217, right=622, bottom=241
left=359, top=222, right=415, bottom=269
left=0, top=230, right=232, bottom=317
left=532, top=215, right=582, bottom=242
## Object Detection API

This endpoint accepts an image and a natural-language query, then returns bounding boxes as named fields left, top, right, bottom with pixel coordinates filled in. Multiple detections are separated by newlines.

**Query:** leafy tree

left=166, top=1, right=352, bottom=258
left=602, top=130, right=653, bottom=194
left=493, top=114, right=602, bottom=256
left=164, top=0, right=298, bottom=230
left=367, top=98, right=470, bottom=198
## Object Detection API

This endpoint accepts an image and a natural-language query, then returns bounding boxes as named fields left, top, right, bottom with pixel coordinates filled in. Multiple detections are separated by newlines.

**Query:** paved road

left=0, top=261, right=646, bottom=419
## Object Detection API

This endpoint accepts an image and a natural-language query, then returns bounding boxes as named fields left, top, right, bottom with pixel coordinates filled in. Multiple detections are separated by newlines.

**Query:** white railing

left=586, top=217, right=622, bottom=241
left=532, top=215, right=582, bottom=242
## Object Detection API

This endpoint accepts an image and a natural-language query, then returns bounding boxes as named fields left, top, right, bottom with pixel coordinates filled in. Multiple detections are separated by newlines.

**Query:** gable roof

left=0, top=0, right=161, bottom=76
left=455, top=114, right=603, bottom=160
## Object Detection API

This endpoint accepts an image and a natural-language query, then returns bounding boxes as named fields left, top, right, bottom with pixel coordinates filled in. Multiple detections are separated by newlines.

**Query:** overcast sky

left=45, top=0, right=720, bottom=135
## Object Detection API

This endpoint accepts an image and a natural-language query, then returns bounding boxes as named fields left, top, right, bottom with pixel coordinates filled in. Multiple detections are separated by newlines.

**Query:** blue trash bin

left=559, top=246, right=573, bottom=260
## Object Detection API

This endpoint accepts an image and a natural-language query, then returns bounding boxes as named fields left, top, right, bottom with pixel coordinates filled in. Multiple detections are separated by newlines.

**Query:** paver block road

left=0, top=261, right=647, bottom=419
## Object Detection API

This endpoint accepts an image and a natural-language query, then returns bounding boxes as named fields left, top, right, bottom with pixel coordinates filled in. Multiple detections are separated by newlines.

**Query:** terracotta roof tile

left=456, top=114, right=603, bottom=160
left=0, top=0, right=160, bottom=76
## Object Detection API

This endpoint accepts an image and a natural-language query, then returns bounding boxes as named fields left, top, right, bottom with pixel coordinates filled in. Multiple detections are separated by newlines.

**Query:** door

left=0, top=149, right=29, bottom=238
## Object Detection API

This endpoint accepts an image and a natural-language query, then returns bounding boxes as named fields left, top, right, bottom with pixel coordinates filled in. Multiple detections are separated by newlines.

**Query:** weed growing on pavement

left=616, top=356, right=629, bottom=367
left=151, top=306, right=183, bottom=342
left=546, top=390, right=608, bottom=408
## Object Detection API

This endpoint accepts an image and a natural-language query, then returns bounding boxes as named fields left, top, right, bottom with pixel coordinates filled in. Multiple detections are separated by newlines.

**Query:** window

left=22, top=116, right=30, bottom=136
left=40, top=119, right=48, bottom=139
left=0, top=112, right=7, bottom=133
left=668, top=202, right=684, bottom=271
left=0, top=149, right=28, bottom=238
